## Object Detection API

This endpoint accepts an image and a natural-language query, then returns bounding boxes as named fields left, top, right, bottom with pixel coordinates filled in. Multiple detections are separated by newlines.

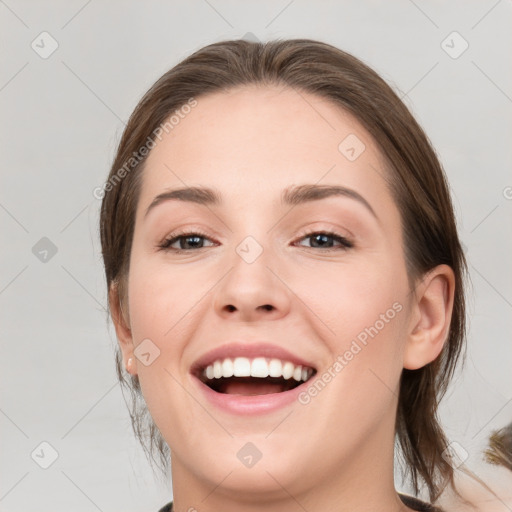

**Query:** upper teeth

left=202, top=357, right=313, bottom=382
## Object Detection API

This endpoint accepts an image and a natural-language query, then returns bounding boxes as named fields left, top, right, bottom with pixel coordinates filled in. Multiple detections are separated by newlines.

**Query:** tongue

left=221, top=380, right=287, bottom=396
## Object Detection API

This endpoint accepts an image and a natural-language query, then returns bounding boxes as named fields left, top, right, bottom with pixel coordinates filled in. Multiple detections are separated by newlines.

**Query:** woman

left=99, top=39, right=468, bottom=511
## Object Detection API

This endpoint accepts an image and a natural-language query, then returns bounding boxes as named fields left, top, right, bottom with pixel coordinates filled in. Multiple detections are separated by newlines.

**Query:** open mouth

left=193, top=357, right=317, bottom=396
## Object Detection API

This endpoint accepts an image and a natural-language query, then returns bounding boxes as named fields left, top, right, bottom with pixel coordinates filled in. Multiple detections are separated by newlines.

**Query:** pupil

left=182, top=236, right=202, bottom=249
left=312, top=234, right=332, bottom=248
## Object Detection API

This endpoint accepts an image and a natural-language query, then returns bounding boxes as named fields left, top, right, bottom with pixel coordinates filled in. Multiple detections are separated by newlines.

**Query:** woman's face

left=121, top=85, right=416, bottom=500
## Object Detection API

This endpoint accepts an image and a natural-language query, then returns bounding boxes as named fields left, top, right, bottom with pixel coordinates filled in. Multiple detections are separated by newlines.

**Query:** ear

left=403, top=264, right=455, bottom=370
left=109, top=282, right=137, bottom=376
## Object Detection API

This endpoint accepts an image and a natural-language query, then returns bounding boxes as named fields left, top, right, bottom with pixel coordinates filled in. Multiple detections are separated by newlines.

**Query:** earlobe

left=109, top=282, right=137, bottom=375
left=403, top=265, right=455, bottom=370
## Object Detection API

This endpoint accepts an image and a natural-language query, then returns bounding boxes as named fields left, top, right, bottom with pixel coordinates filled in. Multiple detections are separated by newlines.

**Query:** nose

left=212, top=244, right=291, bottom=323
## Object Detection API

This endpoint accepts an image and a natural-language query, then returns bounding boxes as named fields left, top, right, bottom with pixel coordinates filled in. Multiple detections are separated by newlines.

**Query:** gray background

left=1, top=1, right=511, bottom=510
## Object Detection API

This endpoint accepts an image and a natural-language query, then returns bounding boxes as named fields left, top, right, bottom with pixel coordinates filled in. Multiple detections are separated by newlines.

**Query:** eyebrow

left=144, top=184, right=378, bottom=220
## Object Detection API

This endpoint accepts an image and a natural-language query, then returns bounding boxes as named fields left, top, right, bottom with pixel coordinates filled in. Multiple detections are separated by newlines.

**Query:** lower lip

left=190, top=374, right=308, bottom=415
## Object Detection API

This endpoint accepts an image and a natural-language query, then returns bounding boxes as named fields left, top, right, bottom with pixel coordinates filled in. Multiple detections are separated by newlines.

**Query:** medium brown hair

left=485, top=422, right=512, bottom=472
left=99, top=38, right=468, bottom=502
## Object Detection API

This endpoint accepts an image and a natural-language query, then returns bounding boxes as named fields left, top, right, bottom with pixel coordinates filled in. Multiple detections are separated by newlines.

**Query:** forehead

left=137, top=85, right=395, bottom=218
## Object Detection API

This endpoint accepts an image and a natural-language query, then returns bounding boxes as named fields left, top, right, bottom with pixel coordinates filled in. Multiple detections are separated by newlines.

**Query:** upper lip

left=190, top=342, right=317, bottom=376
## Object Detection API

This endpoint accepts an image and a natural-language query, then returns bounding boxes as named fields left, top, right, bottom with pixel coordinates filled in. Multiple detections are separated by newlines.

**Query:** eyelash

left=157, top=229, right=354, bottom=253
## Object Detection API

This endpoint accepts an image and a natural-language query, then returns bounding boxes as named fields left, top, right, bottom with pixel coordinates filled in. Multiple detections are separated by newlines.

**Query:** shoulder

left=159, top=497, right=444, bottom=512
left=399, top=493, right=445, bottom=512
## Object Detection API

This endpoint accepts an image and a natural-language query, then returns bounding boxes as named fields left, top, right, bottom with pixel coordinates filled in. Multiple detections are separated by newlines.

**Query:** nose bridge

left=235, top=234, right=266, bottom=266
left=227, top=208, right=275, bottom=269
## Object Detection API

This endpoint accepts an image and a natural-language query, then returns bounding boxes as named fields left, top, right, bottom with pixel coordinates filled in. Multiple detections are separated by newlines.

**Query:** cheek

left=292, top=256, right=408, bottom=400
left=290, top=255, right=407, bottom=342
left=125, top=260, right=201, bottom=441
left=127, top=254, right=195, bottom=340
left=124, top=257, right=184, bottom=388
left=300, top=299, right=406, bottom=447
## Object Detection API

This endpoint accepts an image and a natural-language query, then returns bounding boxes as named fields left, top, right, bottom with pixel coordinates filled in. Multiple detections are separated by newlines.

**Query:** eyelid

left=293, top=222, right=354, bottom=242
left=293, top=221, right=355, bottom=240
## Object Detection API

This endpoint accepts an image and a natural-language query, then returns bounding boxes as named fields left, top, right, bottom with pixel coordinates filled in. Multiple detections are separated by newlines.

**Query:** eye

left=158, top=230, right=216, bottom=252
left=294, top=231, right=353, bottom=251
left=157, top=229, right=354, bottom=253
